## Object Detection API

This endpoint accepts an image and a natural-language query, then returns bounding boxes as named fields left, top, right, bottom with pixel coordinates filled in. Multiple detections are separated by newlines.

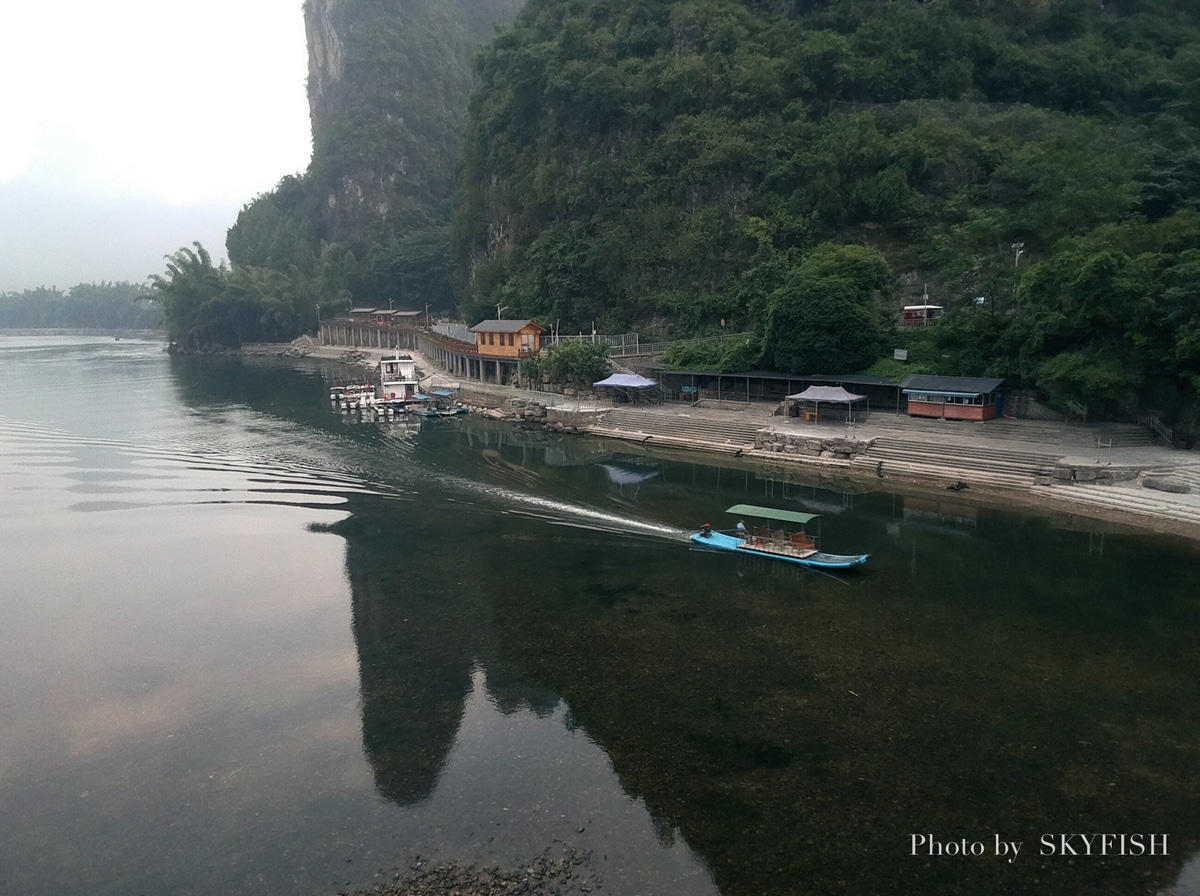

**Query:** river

left=1, top=333, right=1198, bottom=896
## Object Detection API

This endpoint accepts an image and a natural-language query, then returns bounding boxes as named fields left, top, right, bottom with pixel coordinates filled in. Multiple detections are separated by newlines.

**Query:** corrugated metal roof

left=638, top=365, right=896, bottom=386
left=899, top=375, right=1004, bottom=394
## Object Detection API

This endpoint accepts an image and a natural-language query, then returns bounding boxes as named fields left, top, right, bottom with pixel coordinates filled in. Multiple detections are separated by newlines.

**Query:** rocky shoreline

left=338, top=847, right=601, bottom=896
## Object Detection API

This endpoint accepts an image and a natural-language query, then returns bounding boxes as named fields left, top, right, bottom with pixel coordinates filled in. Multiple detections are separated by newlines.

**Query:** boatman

left=736, top=519, right=748, bottom=541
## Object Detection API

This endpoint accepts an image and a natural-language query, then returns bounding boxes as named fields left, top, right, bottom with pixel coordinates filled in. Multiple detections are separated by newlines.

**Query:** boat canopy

left=726, top=503, right=820, bottom=525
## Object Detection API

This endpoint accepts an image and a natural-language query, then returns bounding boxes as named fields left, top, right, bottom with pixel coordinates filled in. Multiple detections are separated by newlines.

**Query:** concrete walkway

left=581, top=400, right=1200, bottom=536
left=259, top=341, right=1200, bottom=537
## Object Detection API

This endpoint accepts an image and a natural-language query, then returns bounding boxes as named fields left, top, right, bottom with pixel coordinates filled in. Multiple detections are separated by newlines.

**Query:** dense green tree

left=524, top=340, right=611, bottom=388
left=761, top=243, right=894, bottom=374
left=146, top=244, right=327, bottom=350
left=227, top=175, right=321, bottom=273
left=147, top=244, right=230, bottom=350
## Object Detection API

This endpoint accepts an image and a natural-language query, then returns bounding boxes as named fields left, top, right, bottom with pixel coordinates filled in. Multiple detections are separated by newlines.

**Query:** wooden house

left=468, top=319, right=545, bottom=359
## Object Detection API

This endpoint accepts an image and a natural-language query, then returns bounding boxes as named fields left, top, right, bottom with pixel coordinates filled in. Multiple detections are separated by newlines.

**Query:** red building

left=900, top=375, right=1005, bottom=421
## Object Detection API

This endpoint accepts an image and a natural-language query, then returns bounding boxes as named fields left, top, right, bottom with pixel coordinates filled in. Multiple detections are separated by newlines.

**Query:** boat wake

left=0, top=414, right=690, bottom=545
left=455, top=481, right=693, bottom=543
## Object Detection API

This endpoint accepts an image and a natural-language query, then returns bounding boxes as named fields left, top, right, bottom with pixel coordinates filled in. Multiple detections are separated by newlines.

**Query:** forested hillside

left=151, top=0, right=519, bottom=352
left=149, top=0, right=1200, bottom=425
left=458, top=0, right=1200, bottom=421
left=221, top=0, right=520, bottom=321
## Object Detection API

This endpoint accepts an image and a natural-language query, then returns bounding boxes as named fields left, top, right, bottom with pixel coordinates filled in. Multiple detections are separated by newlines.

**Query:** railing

left=620, top=331, right=755, bottom=358
left=541, top=330, right=755, bottom=358
left=1138, top=412, right=1174, bottom=447
left=542, top=332, right=641, bottom=352
left=433, top=322, right=474, bottom=343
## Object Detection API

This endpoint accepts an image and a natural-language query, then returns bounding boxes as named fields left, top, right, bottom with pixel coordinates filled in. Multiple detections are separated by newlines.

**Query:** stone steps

left=1169, top=466, right=1200, bottom=489
left=856, top=414, right=1157, bottom=451
left=1030, top=483, right=1200, bottom=526
left=849, top=455, right=1041, bottom=492
left=858, top=436, right=1060, bottom=490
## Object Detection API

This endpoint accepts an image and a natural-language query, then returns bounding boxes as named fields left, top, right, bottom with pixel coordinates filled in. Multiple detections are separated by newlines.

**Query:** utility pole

left=1011, top=242, right=1025, bottom=314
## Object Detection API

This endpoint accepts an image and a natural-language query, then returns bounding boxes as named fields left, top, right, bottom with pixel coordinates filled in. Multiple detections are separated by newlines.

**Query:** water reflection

left=389, top=666, right=720, bottom=893
left=6, top=339, right=1198, bottom=896
left=326, top=409, right=1200, bottom=896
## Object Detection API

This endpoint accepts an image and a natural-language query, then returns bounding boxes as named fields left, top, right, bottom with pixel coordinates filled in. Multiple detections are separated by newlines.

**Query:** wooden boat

left=690, top=503, right=868, bottom=570
left=410, top=388, right=467, bottom=417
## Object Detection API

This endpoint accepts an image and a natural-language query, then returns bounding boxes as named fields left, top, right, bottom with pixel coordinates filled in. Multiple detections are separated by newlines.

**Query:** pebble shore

left=340, top=847, right=602, bottom=896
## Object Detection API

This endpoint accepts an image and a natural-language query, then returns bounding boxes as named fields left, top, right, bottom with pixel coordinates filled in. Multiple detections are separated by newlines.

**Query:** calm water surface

left=1, top=334, right=1198, bottom=896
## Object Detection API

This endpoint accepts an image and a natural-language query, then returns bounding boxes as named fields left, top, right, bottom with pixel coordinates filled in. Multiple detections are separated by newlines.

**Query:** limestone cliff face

left=304, top=0, right=343, bottom=132
left=301, top=0, right=520, bottom=244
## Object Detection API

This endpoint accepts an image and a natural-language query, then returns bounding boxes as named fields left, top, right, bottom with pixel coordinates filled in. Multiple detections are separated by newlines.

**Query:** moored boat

left=333, top=382, right=376, bottom=412
left=374, top=353, right=421, bottom=410
left=690, top=503, right=868, bottom=570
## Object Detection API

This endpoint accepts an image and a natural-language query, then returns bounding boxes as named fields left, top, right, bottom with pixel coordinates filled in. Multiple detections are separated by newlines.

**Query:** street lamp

left=496, top=303, right=506, bottom=319
left=1011, top=243, right=1025, bottom=315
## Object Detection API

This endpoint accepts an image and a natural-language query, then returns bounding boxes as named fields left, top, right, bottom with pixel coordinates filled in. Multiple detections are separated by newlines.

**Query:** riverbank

left=246, top=340, right=1200, bottom=541
left=340, top=847, right=600, bottom=896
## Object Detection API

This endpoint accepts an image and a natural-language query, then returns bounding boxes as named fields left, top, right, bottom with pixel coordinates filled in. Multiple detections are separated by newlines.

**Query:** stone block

left=1142, top=475, right=1191, bottom=494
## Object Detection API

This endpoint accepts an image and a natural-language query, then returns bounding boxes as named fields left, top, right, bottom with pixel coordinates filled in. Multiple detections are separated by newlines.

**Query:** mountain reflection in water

left=3, top=338, right=1200, bottom=896
left=359, top=664, right=718, bottom=893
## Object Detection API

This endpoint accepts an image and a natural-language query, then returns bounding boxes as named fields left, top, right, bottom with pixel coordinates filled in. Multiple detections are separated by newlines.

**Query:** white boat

left=333, top=382, right=375, bottom=412
left=373, top=353, right=421, bottom=410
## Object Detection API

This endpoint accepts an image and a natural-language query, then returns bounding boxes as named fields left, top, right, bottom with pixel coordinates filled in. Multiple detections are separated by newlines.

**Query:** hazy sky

left=0, top=1, right=313, bottom=292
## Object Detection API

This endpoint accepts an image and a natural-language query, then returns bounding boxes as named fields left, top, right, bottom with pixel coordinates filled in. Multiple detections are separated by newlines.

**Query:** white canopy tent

left=785, top=385, right=868, bottom=422
left=594, top=373, right=661, bottom=404
left=594, top=374, right=659, bottom=388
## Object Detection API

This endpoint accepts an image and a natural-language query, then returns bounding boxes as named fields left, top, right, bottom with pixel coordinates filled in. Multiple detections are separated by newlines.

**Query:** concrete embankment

left=247, top=340, right=1200, bottom=539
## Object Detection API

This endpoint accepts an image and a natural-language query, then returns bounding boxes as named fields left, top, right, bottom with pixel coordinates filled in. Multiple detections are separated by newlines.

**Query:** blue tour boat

left=690, top=503, right=868, bottom=570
